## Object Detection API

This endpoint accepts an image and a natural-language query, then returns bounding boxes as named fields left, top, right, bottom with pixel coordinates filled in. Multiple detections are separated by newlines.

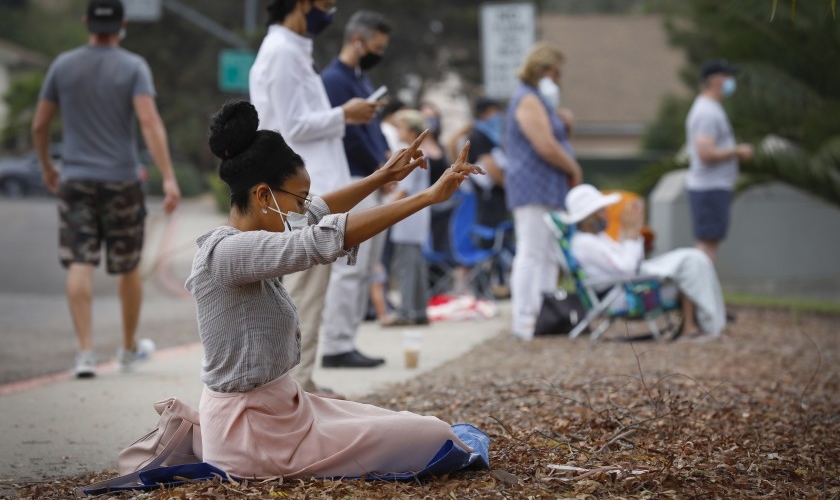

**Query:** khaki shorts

left=58, top=180, right=146, bottom=274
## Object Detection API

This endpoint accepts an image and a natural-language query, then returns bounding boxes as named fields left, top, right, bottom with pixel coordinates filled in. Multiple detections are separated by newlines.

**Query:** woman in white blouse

left=186, top=100, right=484, bottom=479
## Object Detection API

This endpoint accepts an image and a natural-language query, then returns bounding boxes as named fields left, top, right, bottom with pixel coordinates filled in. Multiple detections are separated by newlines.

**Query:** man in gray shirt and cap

left=31, top=0, right=181, bottom=378
left=685, top=59, right=753, bottom=262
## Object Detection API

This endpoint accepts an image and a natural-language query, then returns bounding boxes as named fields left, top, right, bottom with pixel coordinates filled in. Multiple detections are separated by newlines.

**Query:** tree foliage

left=1, top=0, right=491, bottom=172
left=638, top=0, right=840, bottom=206
left=1, top=69, right=46, bottom=151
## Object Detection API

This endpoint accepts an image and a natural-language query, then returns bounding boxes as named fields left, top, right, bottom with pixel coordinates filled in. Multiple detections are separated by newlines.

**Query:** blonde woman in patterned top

left=186, top=100, right=484, bottom=479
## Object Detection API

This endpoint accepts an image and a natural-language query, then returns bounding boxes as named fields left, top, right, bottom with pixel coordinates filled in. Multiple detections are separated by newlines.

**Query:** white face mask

left=721, top=76, right=737, bottom=97
left=267, top=190, right=309, bottom=232
left=538, top=77, right=561, bottom=110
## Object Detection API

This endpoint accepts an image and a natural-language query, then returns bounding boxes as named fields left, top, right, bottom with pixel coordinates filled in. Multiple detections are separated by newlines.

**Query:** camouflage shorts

left=58, top=180, right=146, bottom=274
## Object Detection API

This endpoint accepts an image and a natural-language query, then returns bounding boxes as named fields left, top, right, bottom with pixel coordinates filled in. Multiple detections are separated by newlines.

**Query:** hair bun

left=208, top=100, right=260, bottom=160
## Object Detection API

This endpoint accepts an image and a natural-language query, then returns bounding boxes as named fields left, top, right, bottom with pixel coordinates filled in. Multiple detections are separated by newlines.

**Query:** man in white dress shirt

left=249, top=0, right=381, bottom=395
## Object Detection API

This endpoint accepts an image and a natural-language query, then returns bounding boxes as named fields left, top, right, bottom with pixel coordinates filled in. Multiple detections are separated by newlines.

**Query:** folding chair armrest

left=473, top=221, right=514, bottom=252
left=583, top=274, right=661, bottom=289
left=472, top=225, right=496, bottom=241
left=629, top=274, right=662, bottom=283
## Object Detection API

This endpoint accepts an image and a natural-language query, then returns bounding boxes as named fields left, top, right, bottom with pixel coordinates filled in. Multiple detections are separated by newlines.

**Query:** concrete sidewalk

left=0, top=308, right=507, bottom=483
left=0, top=195, right=509, bottom=483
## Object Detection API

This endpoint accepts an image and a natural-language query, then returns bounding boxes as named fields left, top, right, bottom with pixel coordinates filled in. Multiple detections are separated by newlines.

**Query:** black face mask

left=305, top=5, right=334, bottom=36
left=359, top=51, right=383, bottom=71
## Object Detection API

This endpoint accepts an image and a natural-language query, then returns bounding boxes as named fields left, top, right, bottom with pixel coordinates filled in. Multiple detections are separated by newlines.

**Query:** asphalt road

left=0, top=195, right=218, bottom=385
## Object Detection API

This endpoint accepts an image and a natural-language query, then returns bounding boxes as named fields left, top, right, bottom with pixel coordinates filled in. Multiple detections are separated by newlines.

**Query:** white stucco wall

left=649, top=169, right=840, bottom=300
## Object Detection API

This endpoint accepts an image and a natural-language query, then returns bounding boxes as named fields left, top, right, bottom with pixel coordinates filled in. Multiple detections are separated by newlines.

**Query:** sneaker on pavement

left=117, top=338, right=156, bottom=372
left=74, top=350, right=97, bottom=378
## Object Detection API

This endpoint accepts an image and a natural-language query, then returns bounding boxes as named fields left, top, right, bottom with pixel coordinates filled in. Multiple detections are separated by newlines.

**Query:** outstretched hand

left=379, top=129, right=430, bottom=183
left=426, top=141, right=485, bottom=204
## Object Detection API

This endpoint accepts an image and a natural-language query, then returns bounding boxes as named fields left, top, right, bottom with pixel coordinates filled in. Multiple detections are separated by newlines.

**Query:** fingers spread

left=409, top=156, right=427, bottom=169
left=450, top=162, right=485, bottom=176
left=407, top=129, right=430, bottom=155
left=456, top=140, right=471, bottom=165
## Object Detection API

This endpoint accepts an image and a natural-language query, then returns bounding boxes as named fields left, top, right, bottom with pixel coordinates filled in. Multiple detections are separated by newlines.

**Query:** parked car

left=0, top=146, right=155, bottom=198
left=0, top=152, right=54, bottom=198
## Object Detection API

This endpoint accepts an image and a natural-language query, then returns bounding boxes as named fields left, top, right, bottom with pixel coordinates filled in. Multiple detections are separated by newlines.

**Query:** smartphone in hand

left=367, top=85, right=388, bottom=102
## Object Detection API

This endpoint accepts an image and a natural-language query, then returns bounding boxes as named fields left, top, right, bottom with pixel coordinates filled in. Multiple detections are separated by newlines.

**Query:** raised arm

left=342, top=141, right=484, bottom=249
left=320, top=129, right=431, bottom=214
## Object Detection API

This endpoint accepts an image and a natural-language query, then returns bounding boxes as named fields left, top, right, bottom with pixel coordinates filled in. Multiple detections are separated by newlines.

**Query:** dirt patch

left=9, top=306, right=840, bottom=499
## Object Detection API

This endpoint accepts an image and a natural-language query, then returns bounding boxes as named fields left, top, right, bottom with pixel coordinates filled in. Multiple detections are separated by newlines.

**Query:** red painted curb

left=0, top=342, right=202, bottom=398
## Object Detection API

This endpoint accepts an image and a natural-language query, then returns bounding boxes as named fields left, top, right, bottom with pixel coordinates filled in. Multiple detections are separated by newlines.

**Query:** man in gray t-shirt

left=685, top=59, right=753, bottom=262
left=31, top=0, right=181, bottom=378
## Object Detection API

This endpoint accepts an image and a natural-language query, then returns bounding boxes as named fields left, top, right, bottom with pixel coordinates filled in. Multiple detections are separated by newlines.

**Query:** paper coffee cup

left=402, top=330, right=422, bottom=369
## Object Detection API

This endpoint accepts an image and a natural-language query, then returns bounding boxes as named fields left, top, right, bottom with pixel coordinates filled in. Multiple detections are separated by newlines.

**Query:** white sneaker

left=74, top=351, right=97, bottom=378
left=117, top=338, right=156, bottom=372
left=511, top=331, right=534, bottom=341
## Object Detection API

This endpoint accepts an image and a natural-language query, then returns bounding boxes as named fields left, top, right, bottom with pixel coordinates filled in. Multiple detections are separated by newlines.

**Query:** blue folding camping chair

left=543, top=212, right=679, bottom=341
left=449, top=190, right=514, bottom=300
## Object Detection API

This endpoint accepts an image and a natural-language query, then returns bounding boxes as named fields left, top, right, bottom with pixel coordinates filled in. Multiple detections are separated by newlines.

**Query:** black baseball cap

left=87, top=0, right=125, bottom=34
left=475, top=97, right=500, bottom=116
left=699, top=59, right=739, bottom=81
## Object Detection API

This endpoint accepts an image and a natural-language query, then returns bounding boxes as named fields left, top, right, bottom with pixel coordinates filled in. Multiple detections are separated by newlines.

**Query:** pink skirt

left=199, top=374, right=470, bottom=479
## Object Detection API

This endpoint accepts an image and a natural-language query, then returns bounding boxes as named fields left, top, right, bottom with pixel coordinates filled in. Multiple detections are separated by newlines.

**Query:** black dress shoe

left=322, top=350, right=385, bottom=368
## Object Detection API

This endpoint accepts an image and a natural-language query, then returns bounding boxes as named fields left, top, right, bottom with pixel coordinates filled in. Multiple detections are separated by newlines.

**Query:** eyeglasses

left=275, top=188, right=312, bottom=212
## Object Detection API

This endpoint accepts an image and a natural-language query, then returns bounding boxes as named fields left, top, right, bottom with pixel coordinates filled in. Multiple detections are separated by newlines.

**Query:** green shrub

left=618, top=156, right=687, bottom=197
left=145, top=163, right=206, bottom=198
left=206, top=174, right=231, bottom=214
left=568, top=154, right=674, bottom=195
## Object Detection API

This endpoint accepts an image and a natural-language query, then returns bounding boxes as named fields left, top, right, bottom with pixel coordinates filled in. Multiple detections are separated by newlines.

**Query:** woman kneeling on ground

left=186, top=100, right=484, bottom=478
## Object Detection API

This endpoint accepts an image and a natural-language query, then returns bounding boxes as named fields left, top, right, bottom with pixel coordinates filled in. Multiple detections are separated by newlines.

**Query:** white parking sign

left=124, top=0, right=162, bottom=22
left=480, top=2, right=536, bottom=100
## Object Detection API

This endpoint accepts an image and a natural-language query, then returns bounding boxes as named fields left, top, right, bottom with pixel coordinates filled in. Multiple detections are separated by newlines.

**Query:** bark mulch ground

left=11, top=306, right=840, bottom=499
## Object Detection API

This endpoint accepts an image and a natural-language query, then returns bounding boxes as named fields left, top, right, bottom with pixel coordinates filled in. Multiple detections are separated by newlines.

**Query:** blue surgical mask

left=425, top=116, right=441, bottom=136
left=722, top=76, right=737, bottom=97
left=474, top=113, right=503, bottom=146
left=305, top=4, right=335, bottom=36
left=267, top=190, right=309, bottom=231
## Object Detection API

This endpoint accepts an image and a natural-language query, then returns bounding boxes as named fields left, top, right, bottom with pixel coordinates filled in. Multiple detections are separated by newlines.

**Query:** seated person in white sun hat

left=560, top=184, right=726, bottom=339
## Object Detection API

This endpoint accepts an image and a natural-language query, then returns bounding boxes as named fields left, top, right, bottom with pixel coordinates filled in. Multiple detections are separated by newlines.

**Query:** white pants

left=321, top=186, right=386, bottom=356
left=510, top=205, right=562, bottom=340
